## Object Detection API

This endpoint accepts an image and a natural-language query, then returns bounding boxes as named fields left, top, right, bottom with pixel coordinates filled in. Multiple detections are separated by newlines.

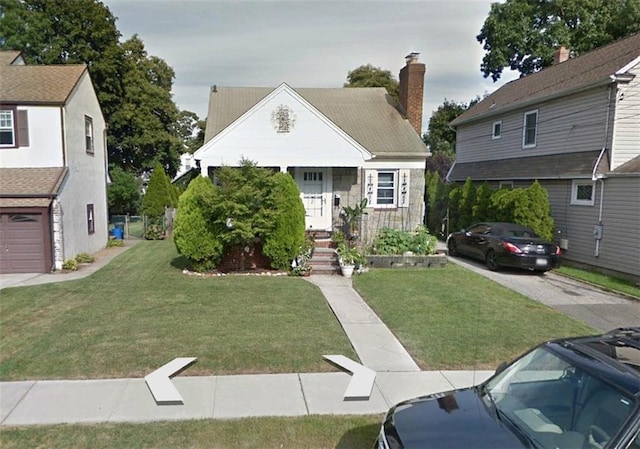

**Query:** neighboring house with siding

left=193, top=53, right=429, bottom=243
left=0, top=51, right=108, bottom=273
left=448, top=33, right=640, bottom=283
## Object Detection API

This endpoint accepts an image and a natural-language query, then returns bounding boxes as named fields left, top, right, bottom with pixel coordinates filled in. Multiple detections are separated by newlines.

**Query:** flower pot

left=341, top=264, right=355, bottom=278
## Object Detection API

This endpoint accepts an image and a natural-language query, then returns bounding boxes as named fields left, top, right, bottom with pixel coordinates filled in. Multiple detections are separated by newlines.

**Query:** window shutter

left=398, top=169, right=410, bottom=208
left=17, top=110, right=29, bottom=147
left=364, top=170, right=377, bottom=206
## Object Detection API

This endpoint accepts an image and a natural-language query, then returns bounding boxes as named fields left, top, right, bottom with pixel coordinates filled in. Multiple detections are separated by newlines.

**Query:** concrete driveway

left=445, top=253, right=640, bottom=332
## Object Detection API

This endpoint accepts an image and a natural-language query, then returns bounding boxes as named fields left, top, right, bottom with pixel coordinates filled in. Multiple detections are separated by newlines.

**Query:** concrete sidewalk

left=0, top=245, right=492, bottom=426
left=0, top=370, right=493, bottom=426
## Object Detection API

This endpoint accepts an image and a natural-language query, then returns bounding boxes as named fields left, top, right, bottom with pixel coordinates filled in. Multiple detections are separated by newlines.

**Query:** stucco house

left=0, top=51, right=109, bottom=273
left=448, top=34, right=640, bottom=282
left=193, top=53, right=430, bottom=244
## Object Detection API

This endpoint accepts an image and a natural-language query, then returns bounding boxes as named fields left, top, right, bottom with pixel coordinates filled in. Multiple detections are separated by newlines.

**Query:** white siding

left=455, top=86, right=612, bottom=163
left=196, top=87, right=372, bottom=170
left=611, top=62, right=640, bottom=170
left=57, top=72, right=108, bottom=260
left=0, top=106, right=64, bottom=167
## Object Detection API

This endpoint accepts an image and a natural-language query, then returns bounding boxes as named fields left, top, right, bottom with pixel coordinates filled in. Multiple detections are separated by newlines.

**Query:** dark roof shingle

left=204, top=85, right=428, bottom=157
left=0, top=57, right=87, bottom=104
left=451, top=33, right=640, bottom=126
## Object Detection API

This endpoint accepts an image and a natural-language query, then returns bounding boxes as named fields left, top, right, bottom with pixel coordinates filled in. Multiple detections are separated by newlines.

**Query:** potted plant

left=336, top=242, right=364, bottom=278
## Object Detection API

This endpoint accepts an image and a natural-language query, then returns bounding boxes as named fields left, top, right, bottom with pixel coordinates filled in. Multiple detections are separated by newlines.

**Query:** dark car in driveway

left=446, top=222, right=562, bottom=272
left=374, top=328, right=640, bottom=449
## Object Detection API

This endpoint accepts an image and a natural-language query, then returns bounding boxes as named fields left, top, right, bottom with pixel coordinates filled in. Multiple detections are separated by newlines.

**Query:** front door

left=295, top=168, right=332, bottom=231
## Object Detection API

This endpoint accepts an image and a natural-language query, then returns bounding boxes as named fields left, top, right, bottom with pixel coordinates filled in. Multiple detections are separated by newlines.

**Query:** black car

left=446, top=222, right=562, bottom=272
left=375, top=328, right=640, bottom=449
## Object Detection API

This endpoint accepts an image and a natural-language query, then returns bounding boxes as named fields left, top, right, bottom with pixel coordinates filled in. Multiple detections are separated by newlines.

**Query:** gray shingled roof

left=0, top=53, right=87, bottom=104
left=204, top=85, right=428, bottom=157
left=0, top=167, right=67, bottom=207
left=448, top=151, right=608, bottom=182
left=451, top=33, right=640, bottom=127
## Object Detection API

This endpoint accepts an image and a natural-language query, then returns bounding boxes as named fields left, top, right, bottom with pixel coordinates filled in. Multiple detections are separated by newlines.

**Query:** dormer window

left=492, top=120, right=502, bottom=140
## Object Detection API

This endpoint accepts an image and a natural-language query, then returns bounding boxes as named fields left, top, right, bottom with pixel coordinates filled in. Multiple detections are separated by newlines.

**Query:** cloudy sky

left=104, top=0, right=518, bottom=131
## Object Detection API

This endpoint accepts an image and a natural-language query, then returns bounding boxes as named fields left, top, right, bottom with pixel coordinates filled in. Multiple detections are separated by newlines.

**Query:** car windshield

left=483, top=347, right=636, bottom=449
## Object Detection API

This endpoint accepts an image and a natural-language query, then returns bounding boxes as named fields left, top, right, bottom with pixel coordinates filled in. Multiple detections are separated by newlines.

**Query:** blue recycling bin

left=112, top=225, right=124, bottom=240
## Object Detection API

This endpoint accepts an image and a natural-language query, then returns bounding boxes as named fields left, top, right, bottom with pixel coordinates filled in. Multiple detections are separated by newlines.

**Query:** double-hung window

left=0, top=108, right=16, bottom=147
left=85, top=115, right=94, bottom=154
left=492, top=120, right=502, bottom=139
left=522, top=110, right=538, bottom=148
left=376, top=171, right=396, bottom=207
left=571, top=180, right=595, bottom=206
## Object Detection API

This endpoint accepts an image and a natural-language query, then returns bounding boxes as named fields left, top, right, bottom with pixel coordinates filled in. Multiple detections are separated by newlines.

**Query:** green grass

left=556, top=265, right=640, bottom=299
left=353, top=267, right=596, bottom=370
left=0, top=415, right=382, bottom=449
left=0, top=240, right=356, bottom=380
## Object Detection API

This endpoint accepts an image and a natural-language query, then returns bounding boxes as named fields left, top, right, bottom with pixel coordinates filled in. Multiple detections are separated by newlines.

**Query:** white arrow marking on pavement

left=145, top=357, right=197, bottom=405
left=323, top=354, right=376, bottom=400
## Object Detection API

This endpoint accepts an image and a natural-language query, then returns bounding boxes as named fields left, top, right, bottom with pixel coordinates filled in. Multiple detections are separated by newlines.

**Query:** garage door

left=0, top=213, right=46, bottom=273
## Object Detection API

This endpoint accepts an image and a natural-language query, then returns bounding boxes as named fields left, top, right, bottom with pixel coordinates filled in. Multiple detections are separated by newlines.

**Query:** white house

left=193, top=53, right=430, bottom=243
left=0, top=51, right=109, bottom=273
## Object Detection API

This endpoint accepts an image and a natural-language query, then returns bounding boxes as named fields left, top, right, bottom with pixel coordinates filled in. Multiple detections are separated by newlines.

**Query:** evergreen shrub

left=173, top=175, right=222, bottom=272
left=262, top=172, right=306, bottom=271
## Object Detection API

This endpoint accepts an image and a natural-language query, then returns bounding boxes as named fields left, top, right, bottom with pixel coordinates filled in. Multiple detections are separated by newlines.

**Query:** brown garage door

left=0, top=213, right=46, bottom=273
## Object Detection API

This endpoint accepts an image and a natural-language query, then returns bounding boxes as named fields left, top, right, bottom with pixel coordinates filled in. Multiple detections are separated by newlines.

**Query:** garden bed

left=365, top=253, right=447, bottom=269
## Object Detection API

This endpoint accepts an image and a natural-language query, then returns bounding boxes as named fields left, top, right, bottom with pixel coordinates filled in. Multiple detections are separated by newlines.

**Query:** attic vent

left=271, top=104, right=296, bottom=133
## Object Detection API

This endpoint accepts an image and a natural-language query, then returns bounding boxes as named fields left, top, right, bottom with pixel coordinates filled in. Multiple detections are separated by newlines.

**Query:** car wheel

left=447, top=239, right=458, bottom=256
left=486, top=250, right=500, bottom=271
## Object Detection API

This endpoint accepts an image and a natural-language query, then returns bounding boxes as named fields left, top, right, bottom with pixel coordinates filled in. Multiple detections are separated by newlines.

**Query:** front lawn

left=0, top=240, right=356, bottom=380
left=353, top=267, right=595, bottom=370
left=0, top=415, right=381, bottom=449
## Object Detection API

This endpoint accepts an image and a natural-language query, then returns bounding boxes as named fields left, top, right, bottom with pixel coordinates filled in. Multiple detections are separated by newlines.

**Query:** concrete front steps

left=307, top=231, right=340, bottom=275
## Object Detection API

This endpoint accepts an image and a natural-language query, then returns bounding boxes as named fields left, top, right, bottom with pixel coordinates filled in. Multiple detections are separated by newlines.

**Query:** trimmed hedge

left=173, top=162, right=306, bottom=272
left=262, top=172, right=306, bottom=271
left=173, top=175, right=222, bottom=272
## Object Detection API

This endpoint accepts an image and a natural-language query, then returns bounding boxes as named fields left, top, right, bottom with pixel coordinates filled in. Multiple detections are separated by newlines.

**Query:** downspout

left=591, top=84, right=615, bottom=257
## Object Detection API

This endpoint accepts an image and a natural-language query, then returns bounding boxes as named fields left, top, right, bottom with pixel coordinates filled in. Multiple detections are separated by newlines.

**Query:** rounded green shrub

left=262, top=172, right=306, bottom=271
left=173, top=175, right=223, bottom=272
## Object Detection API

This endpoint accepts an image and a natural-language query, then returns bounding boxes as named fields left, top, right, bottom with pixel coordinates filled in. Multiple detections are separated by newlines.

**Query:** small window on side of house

left=499, top=181, right=514, bottom=189
left=571, top=180, right=595, bottom=206
left=85, top=115, right=94, bottom=154
left=522, top=110, right=538, bottom=149
left=0, top=108, right=16, bottom=147
left=492, top=120, right=502, bottom=140
left=87, top=204, right=95, bottom=234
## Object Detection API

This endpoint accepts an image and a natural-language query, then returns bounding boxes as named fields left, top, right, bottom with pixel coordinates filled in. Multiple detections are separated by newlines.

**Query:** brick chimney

left=399, top=52, right=426, bottom=135
left=554, top=46, right=570, bottom=64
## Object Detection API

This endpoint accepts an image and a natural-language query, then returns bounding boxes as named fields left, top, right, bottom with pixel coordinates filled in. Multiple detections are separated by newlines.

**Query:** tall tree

left=0, top=0, right=124, bottom=119
left=345, top=64, right=399, bottom=102
left=477, top=0, right=640, bottom=81
left=176, top=110, right=206, bottom=153
left=0, top=0, right=183, bottom=175
left=423, top=98, right=479, bottom=180
left=108, top=36, right=182, bottom=175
